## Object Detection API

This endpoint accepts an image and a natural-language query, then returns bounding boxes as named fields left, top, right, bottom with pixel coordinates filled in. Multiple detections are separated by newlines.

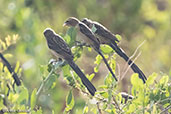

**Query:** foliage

left=0, top=31, right=170, bottom=114
left=0, top=0, right=171, bottom=113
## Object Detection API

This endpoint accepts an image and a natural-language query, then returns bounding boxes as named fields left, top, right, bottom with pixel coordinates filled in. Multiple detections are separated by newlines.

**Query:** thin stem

left=36, top=61, right=65, bottom=98
left=36, top=69, right=54, bottom=97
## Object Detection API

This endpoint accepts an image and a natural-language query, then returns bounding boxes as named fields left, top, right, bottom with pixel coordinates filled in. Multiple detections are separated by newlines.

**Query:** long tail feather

left=110, top=43, right=147, bottom=83
left=68, top=60, right=96, bottom=96
left=97, top=50, right=118, bottom=81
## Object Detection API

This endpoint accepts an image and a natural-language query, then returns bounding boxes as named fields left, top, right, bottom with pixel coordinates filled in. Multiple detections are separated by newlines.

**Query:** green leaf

left=87, top=47, right=92, bottom=52
left=159, top=75, right=169, bottom=86
left=146, top=72, right=157, bottom=86
left=98, top=85, right=108, bottom=89
left=104, top=74, right=113, bottom=86
left=39, top=65, right=48, bottom=76
left=115, top=34, right=122, bottom=41
left=87, top=73, right=95, bottom=81
left=44, top=74, right=57, bottom=90
left=128, top=104, right=136, bottom=113
left=31, top=88, right=37, bottom=110
left=4, top=53, right=13, bottom=58
left=100, top=45, right=113, bottom=54
left=83, top=105, right=88, bottom=114
left=94, top=55, right=102, bottom=65
left=52, top=110, right=55, bottom=114
left=94, top=65, right=99, bottom=73
left=131, top=73, right=143, bottom=89
left=99, top=91, right=109, bottom=98
left=14, top=61, right=20, bottom=73
left=62, top=65, right=71, bottom=77
left=91, top=24, right=97, bottom=33
left=17, top=86, right=29, bottom=104
left=66, top=27, right=77, bottom=46
left=65, top=90, right=75, bottom=112
left=63, top=34, right=71, bottom=44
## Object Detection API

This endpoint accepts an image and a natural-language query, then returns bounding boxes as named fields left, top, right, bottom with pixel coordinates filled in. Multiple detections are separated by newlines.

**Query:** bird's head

left=63, top=17, right=79, bottom=27
left=43, top=28, right=55, bottom=39
left=81, top=18, right=93, bottom=28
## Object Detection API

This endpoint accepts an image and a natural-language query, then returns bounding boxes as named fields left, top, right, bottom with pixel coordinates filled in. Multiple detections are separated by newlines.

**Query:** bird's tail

left=97, top=50, right=118, bottom=81
left=68, top=60, right=96, bottom=96
left=110, top=43, right=147, bottom=83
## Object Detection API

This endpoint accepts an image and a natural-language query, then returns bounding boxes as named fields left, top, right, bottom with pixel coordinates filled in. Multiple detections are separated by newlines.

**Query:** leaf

left=159, top=75, right=169, bottom=86
left=14, top=61, right=20, bottom=73
left=87, top=47, right=92, bottom=52
left=128, top=104, right=136, bottom=113
left=99, top=91, right=109, bottom=98
left=66, top=27, right=77, bottom=46
left=4, top=53, right=13, bottom=58
left=104, top=74, right=112, bottom=86
left=146, top=72, right=157, bottom=86
left=31, top=88, right=37, bottom=110
left=8, top=93, right=19, bottom=103
left=100, top=45, right=113, bottom=54
left=115, top=34, right=122, bottom=41
left=65, top=90, right=75, bottom=112
left=131, top=73, right=143, bottom=89
left=94, top=65, right=99, bottom=73
left=91, top=24, right=97, bottom=33
left=17, top=86, right=29, bottom=104
left=62, top=65, right=71, bottom=77
left=63, top=34, right=71, bottom=44
left=94, top=55, right=102, bottom=65
left=87, top=73, right=95, bottom=81
left=44, top=74, right=57, bottom=90
left=83, top=105, right=88, bottom=114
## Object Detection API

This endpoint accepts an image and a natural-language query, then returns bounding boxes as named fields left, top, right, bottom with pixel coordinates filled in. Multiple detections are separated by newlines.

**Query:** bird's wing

left=78, top=23, right=100, bottom=46
left=48, top=34, right=74, bottom=59
left=94, top=22, right=119, bottom=42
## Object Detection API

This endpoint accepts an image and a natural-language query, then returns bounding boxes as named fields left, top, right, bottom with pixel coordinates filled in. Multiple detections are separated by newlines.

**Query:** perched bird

left=43, top=28, right=96, bottom=96
left=81, top=18, right=147, bottom=83
left=63, top=17, right=118, bottom=81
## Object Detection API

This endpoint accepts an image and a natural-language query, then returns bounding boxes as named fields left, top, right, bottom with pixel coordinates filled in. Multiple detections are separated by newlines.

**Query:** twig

left=121, top=40, right=146, bottom=78
left=75, top=41, right=90, bottom=47
left=160, top=105, right=171, bottom=114
left=129, top=40, right=146, bottom=60
left=97, top=102, right=102, bottom=114
left=0, top=53, right=21, bottom=86
left=121, top=52, right=141, bottom=80
left=116, top=63, right=121, bottom=81
left=112, top=95, right=122, bottom=112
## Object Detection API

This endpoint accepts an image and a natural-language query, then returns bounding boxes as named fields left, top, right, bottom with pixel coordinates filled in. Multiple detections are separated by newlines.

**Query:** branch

left=121, top=40, right=146, bottom=80
left=36, top=60, right=65, bottom=98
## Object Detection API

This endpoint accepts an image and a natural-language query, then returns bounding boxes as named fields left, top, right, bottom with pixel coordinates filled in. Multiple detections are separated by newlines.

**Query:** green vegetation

left=0, top=0, right=170, bottom=113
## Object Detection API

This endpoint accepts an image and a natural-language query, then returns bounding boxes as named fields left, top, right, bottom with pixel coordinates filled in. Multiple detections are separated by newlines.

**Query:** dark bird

left=63, top=17, right=118, bottom=81
left=43, top=28, right=96, bottom=96
left=81, top=18, right=147, bottom=83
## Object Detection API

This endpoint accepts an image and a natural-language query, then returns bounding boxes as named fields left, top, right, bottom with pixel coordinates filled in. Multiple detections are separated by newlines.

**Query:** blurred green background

left=0, top=0, right=171, bottom=113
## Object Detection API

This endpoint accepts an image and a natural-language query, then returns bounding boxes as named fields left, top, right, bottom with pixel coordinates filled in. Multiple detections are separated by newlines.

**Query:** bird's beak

left=63, top=22, right=67, bottom=27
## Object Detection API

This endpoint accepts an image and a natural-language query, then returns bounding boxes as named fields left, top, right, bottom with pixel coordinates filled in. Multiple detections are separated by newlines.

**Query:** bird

left=63, top=17, right=118, bottom=81
left=43, top=28, right=96, bottom=96
left=81, top=18, right=147, bottom=83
